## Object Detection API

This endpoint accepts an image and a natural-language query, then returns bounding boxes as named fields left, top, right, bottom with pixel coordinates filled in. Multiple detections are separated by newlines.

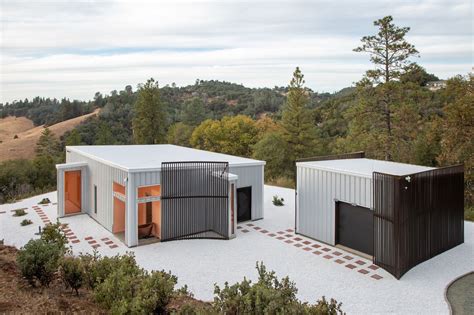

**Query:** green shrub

left=465, top=205, right=474, bottom=222
left=41, top=221, right=69, bottom=253
left=272, top=195, right=285, bottom=206
left=38, top=198, right=51, bottom=204
left=131, top=270, right=177, bottom=313
left=60, top=256, right=84, bottom=295
left=80, top=251, right=140, bottom=289
left=175, top=302, right=215, bottom=315
left=213, top=262, right=344, bottom=315
left=20, top=219, right=33, bottom=226
left=305, top=296, right=344, bottom=314
left=175, top=284, right=194, bottom=298
left=16, top=239, right=62, bottom=287
left=13, top=208, right=27, bottom=216
left=94, top=267, right=144, bottom=312
left=92, top=252, right=177, bottom=314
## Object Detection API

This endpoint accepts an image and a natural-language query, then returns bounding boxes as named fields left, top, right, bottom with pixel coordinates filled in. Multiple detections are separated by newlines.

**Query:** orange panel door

left=65, top=170, right=81, bottom=214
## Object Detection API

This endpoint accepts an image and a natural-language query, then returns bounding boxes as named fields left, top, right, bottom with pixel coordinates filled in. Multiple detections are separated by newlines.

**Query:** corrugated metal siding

left=229, top=165, right=264, bottom=220
left=296, top=165, right=372, bottom=245
left=132, top=170, right=161, bottom=187
left=67, top=150, right=128, bottom=232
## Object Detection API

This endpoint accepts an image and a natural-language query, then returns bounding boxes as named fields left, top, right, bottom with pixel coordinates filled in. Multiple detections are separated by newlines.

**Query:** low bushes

left=272, top=195, right=285, bottom=206
left=13, top=208, right=27, bottom=216
left=20, top=219, right=33, bottom=226
left=60, top=256, right=83, bottom=295
left=16, top=239, right=62, bottom=287
left=89, top=252, right=177, bottom=314
left=41, top=221, right=69, bottom=254
left=213, top=262, right=344, bottom=315
left=14, top=224, right=344, bottom=314
left=79, top=251, right=138, bottom=289
left=38, top=198, right=51, bottom=204
left=17, top=223, right=69, bottom=286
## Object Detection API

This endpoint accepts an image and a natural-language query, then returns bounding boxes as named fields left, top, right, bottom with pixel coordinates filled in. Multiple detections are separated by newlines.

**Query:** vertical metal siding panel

left=56, top=169, right=64, bottom=217
left=296, top=166, right=372, bottom=245
left=229, top=165, right=264, bottom=220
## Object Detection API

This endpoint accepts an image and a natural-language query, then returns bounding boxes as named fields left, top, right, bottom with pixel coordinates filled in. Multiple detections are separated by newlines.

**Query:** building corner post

left=125, top=174, right=138, bottom=247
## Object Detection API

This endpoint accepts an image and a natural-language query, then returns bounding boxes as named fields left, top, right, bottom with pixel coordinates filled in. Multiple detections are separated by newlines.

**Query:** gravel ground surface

left=1, top=186, right=473, bottom=314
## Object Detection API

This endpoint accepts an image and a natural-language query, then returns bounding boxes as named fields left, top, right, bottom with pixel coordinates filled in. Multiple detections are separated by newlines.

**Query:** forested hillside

left=0, top=16, right=472, bottom=220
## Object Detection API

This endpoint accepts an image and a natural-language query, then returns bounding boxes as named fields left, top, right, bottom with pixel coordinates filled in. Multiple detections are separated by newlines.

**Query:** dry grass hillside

left=0, top=110, right=99, bottom=162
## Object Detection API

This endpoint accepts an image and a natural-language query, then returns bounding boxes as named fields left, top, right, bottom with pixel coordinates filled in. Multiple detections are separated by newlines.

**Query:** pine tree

left=34, top=127, right=61, bottom=188
left=36, top=127, right=60, bottom=157
left=353, top=16, right=419, bottom=160
left=65, top=129, right=82, bottom=146
left=132, top=78, right=167, bottom=144
left=95, top=122, right=115, bottom=145
left=182, top=97, right=207, bottom=126
left=281, top=67, right=319, bottom=163
left=354, top=15, right=419, bottom=84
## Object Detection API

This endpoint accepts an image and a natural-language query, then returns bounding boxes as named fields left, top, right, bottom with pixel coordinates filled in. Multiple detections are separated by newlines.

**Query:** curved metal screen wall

left=161, top=161, right=229, bottom=241
left=374, top=165, right=464, bottom=279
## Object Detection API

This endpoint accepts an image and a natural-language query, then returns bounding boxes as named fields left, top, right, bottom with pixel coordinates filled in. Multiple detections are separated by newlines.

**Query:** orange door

left=65, top=170, right=81, bottom=214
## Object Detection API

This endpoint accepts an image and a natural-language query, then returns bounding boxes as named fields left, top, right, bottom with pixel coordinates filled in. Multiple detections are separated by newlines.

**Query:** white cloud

left=0, top=0, right=471, bottom=102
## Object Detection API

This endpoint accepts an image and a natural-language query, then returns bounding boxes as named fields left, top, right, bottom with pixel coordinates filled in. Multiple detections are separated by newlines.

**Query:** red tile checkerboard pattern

left=236, top=223, right=384, bottom=280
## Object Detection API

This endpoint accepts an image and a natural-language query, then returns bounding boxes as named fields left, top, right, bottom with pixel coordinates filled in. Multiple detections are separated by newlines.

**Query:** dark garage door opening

left=336, top=202, right=373, bottom=256
left=237, top=186, right=252, bottom=222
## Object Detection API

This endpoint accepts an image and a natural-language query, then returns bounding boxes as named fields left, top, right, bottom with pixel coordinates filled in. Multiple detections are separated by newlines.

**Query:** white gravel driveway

left=1, top=186, right=473, bottom=314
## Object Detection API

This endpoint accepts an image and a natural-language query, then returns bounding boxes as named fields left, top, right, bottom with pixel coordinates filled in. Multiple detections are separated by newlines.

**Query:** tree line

left=0, top=16, right=472, bottom=220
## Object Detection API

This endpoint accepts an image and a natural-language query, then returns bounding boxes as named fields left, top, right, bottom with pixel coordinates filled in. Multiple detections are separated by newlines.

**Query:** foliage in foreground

left=60, top=256, right=83, bottom=295
left=75, top=251, right=177, bottom=314
left=17, top=223, right=69, bottom=286
left=213, top=262, right=344, bottom=315
left=17, top=239, right=62, bottom=287
left=13, top=229, right=346, bottom=314
left=41, top=221, right=70, bottom=254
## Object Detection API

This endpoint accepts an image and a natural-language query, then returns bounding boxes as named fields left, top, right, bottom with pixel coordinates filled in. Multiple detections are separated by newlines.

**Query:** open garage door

left=161, top=161, right=229, bottom=241
left=336, top=202, right=373, bottom=256
left=237, top=186, right=252, bottom=222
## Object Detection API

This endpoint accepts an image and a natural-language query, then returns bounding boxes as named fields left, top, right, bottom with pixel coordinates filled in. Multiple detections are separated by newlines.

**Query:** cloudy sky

left=0, top=0, right=472, bottom=103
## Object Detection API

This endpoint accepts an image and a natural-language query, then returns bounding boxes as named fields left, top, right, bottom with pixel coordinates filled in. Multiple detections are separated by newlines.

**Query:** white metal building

left=296, top=158, right=434, bottom=254
left=56, top=145, right=265, bottom=247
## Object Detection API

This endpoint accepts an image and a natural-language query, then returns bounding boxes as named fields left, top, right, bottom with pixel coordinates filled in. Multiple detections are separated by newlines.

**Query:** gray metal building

left=296, top=157, right=433, bottom=253
left=56, top=145, right=265, bottom=247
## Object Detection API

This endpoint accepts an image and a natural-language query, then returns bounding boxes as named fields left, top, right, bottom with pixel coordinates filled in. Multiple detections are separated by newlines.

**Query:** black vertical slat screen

left=161, top=162, right=229, bottom=241
left=373, top=165, right=464, bottom=279
left=373, top=172, right=398, bottom=277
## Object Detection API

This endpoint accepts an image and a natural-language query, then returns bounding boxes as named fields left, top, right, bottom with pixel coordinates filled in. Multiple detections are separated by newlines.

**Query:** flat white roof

left=66, top=144, right=265, bottom=172
left=297, top=158, right=434, bottom=178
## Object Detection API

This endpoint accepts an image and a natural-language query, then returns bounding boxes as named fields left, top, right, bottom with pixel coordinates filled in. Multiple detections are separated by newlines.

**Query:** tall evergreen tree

left=182, top=97, right=207, bottom=126
left=36, top=127, right=60, bottom=157
left=65, top=129, right=82, bottom=146
left=281, top=67, right=319, bottom=164
left=353, top=16, right=419, bottom=159
left=34, top=127, right=61, bottom=188
left=438, top=76, right=473, bottom=205
left=354, top=15, right=419, bottom=84
left=132, top=78, right=167, bottom=144
left=95, top=122, right=115, bottom=145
